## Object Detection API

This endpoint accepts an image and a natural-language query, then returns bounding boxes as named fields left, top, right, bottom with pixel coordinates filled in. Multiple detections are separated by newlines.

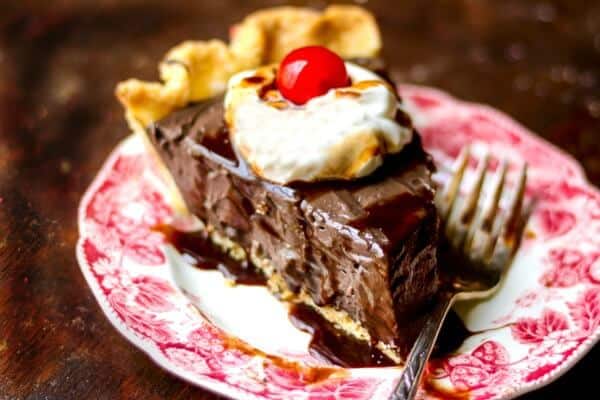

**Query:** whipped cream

left=224, top=62, right=413, bottom=184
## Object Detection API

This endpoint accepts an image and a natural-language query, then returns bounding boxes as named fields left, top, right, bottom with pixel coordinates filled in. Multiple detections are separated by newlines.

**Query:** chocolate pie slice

left=116, top=6, right=441, bottom=365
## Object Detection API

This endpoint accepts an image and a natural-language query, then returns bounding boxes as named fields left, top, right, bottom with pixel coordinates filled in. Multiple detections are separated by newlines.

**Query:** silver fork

left=390, top=147, right=528, bottom=400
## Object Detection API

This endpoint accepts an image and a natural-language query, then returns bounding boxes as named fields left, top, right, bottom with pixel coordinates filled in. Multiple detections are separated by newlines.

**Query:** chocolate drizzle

left=434, top=308, right=471, bottom=357
left=154, top=225, right=395, bottom=366
left=154, top=225, right=266, bottom=285
left=156, top=225, right=470, bottom=367
left=289, top=303, right=396, bottom=367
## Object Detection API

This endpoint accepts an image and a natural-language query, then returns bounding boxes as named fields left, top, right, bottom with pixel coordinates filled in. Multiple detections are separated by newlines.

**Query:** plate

left=77, top=85, right=600, bottom=400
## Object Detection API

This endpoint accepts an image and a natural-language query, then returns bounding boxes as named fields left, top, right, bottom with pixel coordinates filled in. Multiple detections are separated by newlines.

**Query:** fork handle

left=389, top=292, right=455, bottom=400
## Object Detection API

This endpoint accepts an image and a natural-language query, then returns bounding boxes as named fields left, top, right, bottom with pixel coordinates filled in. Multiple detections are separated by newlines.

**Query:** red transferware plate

left=77, top=85, right=600, bottom=400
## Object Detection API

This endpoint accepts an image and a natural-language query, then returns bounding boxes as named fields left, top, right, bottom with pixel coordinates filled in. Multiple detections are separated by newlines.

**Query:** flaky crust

left=115, top=5, right=381, bottom=132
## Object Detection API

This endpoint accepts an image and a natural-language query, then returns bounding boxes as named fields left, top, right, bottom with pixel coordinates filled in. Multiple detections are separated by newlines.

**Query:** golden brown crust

left=115, top=5, right=381, bottom=132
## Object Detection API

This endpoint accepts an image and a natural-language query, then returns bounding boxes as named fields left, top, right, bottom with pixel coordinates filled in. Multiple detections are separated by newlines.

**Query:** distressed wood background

left=1, top=0, right=598, bottom=399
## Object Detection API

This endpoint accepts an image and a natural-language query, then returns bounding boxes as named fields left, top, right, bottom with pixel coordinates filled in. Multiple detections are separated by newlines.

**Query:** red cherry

left=276, top=46, right=349, bottom=105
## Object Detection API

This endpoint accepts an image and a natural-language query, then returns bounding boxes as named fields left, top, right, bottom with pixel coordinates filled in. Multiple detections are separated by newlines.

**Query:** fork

left=389, top=147, right=528, bottom=400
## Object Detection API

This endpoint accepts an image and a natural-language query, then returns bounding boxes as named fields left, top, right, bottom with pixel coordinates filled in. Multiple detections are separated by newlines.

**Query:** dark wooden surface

left=1, top=1, right=599, bottom=399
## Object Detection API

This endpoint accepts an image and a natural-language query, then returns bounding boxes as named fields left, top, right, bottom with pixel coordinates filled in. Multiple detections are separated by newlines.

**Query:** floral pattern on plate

left=77, top=85, right=600, bottom=400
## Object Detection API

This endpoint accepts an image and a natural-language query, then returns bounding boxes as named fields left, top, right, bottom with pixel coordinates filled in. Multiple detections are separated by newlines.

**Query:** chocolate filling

left=148, top=68, right=442, bottom=363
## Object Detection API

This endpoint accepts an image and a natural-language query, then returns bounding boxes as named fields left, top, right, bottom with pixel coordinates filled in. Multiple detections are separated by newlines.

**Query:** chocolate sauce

left=198, top=125, right=237, bottom=162
left=158, top=224, right=471, bottom=367
left=289, top=303, right=396, bottom=368
left=434, top=310, right=471, bottom=357
left=430, top=246, right=476, bottom=356
left=155, top=225, right=266, bottom=285
left=156, top=225, right=397, bottom=367
left=157, top=225, right=399, bottom=367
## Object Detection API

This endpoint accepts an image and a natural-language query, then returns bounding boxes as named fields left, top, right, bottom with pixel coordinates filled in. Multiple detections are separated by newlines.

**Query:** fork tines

left=436, top=147, right=528, bottom=269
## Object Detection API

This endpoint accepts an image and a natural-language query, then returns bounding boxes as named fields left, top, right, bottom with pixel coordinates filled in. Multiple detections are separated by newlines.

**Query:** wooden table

left=1, top=1, right=598, bottom=398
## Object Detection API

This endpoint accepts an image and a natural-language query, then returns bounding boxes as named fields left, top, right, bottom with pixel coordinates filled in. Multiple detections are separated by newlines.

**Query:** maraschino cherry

left=276, top=46, right=349, bottom=105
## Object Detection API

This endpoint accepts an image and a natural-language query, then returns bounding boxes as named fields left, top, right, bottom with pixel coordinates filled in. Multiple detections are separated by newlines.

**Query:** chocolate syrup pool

left=156, top=225, right=266, bottom=286
left=157, top=226, right=470, bottom=368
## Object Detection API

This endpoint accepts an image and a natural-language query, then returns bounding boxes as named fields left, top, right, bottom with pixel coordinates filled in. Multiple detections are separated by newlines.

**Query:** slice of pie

left=115, top=5, right=441, bottom=365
